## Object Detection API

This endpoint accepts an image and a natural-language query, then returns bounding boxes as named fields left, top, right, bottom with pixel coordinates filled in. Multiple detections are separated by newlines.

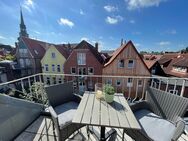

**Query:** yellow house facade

left=41, top=45, right=68, bottom=85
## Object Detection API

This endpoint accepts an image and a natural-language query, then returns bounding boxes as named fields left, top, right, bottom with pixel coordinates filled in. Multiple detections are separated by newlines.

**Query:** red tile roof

left=144, top=60, right=157, bottom=69
left=104, top=41, right=150, bottom=73
left=143, top=54, right=162, bottom=61
left=21, top=37, right=75, bottom=59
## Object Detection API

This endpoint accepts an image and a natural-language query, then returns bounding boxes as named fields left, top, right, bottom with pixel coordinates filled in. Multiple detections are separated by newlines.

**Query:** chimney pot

left=95, top=42, right=98, bottom=51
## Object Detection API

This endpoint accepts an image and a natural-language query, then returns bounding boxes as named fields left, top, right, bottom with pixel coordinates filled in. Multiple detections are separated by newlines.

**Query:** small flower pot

left=104, top=93, right=114, bottom=103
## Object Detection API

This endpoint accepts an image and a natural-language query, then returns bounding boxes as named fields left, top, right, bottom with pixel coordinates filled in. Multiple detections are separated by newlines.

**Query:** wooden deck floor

left=15, top=116, right=188, bottom=141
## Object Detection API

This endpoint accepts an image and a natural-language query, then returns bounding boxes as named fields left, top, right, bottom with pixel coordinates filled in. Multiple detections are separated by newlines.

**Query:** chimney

left=121, top=38, right=123, bottom=46
left=95, top=42, right=98, bottom=51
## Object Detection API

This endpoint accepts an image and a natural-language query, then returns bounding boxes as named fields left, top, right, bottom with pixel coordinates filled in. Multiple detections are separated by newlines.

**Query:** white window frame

left=57, top=65, right=61, bottom=72
left=52, top=64, right=55, bottom=72
left=88, top=67, right=94, bottom=75
left=118, top=59, right=124, bottom=68
left=116, top=80, right=121, bottom=86
left=169, top=89, right=178, bottom=95
left=45, top=64, right=49, bottom=72
left=51, top=52, right=56, bottom=58
left=138, top=80, right=142, bottom=87
left=77, top=53, right=86, bottom=65
left=71, top=67, right=76, bottom=74
left=106, top=79, right=112, bottom=85
left=127, top=78, right=133, bottom=87
left=20, top=59, right=24, bottom=68
left=128, top=60, right=134, bottom=68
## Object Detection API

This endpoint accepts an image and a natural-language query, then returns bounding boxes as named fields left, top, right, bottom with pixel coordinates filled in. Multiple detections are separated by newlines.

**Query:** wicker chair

left=123, top=87, right=188, bottom=141
left=45, top=82, right=84, bottom=141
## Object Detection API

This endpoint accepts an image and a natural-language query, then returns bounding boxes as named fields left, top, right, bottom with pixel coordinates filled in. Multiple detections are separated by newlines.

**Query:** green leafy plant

left=103, top=84, right=115, bottom=95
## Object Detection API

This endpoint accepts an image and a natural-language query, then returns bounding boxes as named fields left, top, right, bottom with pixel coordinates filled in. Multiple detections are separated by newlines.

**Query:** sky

left=0, top=0, right=188, bottom=52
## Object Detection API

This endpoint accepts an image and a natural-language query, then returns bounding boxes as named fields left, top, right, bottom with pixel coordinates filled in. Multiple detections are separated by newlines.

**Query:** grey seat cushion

left=54, top=101, right=79, bottom=129
left=135, top=109, right=176, bottom=141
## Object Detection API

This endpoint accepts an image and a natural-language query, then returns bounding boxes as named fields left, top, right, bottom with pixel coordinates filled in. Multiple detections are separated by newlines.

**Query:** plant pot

left=104, top=93, right=114, bottom=103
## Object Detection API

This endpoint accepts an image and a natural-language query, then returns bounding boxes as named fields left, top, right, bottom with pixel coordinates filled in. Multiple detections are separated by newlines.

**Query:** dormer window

left=118, top=59, right=124, bottom=68
left=34, top=49, right=38, bottom=55
left=128, top=60, right=134, bottom=68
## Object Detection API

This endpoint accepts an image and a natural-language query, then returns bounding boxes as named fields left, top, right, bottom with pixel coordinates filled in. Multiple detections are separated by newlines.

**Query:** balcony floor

left=15, top=116, right=188, bottom=141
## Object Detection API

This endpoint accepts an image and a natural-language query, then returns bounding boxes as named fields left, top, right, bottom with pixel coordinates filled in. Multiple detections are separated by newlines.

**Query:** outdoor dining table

left=72, top=91, right=141, bottom=141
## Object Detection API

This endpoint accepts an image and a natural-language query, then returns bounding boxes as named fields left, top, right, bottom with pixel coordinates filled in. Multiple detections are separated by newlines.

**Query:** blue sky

left=0, top=0, right=187, bottom=52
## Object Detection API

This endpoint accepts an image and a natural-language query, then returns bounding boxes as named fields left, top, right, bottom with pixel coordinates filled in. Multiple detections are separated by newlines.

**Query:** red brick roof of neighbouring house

left=158, top=53, right=180, bottom=65
left=173, top=54, right=188, bottom=67
left=144, top=60, right=157, bottom=69
left=104, top=41, right=150, bottom=73
left=21, top=37, right=77, bottom=59
left=143, top=54, right=162, bottom=61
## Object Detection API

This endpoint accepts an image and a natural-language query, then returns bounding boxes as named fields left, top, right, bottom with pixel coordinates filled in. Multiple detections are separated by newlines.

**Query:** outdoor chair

left=45, top=82, right=84, bottom=141
left=123, top=87, right=188, bottom=141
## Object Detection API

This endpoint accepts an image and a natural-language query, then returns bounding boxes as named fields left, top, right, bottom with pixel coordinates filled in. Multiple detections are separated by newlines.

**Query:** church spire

left=19, top=7, right=29, bottom=38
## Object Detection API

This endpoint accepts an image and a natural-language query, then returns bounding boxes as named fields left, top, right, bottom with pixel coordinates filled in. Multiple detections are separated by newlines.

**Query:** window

left=138, top=80, right=142, bottom=87
left=88, top=67, right=94, bottom=74
left=51, top=52, right=56, bottom=58
left=169, top=89, right=178, bottom=95
left=71, top=67, right=76, bottom=74
left=57, top=65, right=60, bottom=72
left=116, top=80, right=121, bottom=86
left=128, top=60, right=134, bottom=68
left=46, top=77, right=50, bottom=85
left=25, top=59, right=31, bottom=66
left=77, top=53, right=86, bottom=65
left=106, top=79, right=112, bottom=85
left=52, top=64, right=55, bottom=72
left=53, top=77, right=56, bottom=84
left=58, top=78, right=62, bottom=84
left=45, top=64, right=49, bottom=71
left=20, top=59, right=24, bottom=68
left=127, top=78, right=133, bottom=87
left=34, top=50, right=38, bottom=55
left=118, top=59, right=124, bottom=68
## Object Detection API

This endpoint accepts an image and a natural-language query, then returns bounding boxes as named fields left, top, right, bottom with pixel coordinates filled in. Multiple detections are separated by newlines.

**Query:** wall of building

left=103, top=43, right=150, bottom=98
left=41, top=45, right=66, bottom=85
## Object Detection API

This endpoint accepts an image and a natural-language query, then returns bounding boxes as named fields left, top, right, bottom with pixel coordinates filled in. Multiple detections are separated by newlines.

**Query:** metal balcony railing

left=0, top=73, right=187, bottom=104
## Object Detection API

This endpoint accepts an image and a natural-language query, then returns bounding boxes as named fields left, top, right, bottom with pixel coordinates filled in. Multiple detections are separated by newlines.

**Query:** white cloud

left=81, top=37, right=89, bottom=41
left=104, top=5, right=118, bottom=12
left=22, top=0, right=35, bottom=12
left=132, top=31, right=141, bottom=35
left=0, top=35, right=6, bottom=40
left=34, top=31, right=41, bottom=34
left=126, top=0, right=166, bottom=10
left=80, top=9, right=85, bottom=15
left=105, top=15, right=123, bottom=24
left=158, top=41, right=171, bottom=46
left=58, top=18, right=74, bottom=28
left=135, top=43, right=141, bottom=47
left=130, top=20, right=135, bottom=24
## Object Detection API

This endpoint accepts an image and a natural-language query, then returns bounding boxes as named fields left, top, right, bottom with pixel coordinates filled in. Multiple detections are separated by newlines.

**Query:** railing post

left=180, top=79, right=185, bottom=97
left=173, top=79, right=177, bottom=95
left=140, top=78, right=146, bottom=101
left=21, top=79, right=25, bottom=94
left=158, top=78, right=161, bottom=90
left=28, top=77, right=32, bottom=95
left=165, top=78, right=169, bottom=92
left=151, top=78, right=154, bottom=87
left=133, top=79, right=138, bottom=102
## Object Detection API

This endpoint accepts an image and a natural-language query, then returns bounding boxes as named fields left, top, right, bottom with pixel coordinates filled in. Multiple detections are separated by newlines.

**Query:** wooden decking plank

left=72, top=92, right=89, bottom=123
left=100, top=99, right=110, bottom=126
left=81, top=93, right=95, bottom=124
left=113, top=95, right=130, bottom=128
left=117, top=95, right=141, bottom=129
left=91, top=94, right=100, bottom=125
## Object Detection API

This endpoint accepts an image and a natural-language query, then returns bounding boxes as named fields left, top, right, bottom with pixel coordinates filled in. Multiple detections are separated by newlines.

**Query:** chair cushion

left=54, top=101, right=79, bottom=129
left=135, top=109, right=176, bottom=141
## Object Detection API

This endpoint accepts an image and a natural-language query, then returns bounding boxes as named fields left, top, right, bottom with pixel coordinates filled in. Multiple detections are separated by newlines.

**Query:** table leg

left=100, top=126, right=106, bottom=141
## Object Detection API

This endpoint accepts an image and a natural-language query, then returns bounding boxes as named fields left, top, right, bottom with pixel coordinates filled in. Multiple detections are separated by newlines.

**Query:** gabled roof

left=74, top=40, right=104, bottom=64
left=158, top=53, right=179, bottom=65
left=104, top=41, right=150, bottom=73
left=54, top=45, right=69, bottom=59
left=173, top=54, right=188, bottom=67
left=21, top=37, right=76, bottom=59
left=144, top=60, right=157, bottom=69
left=21, top=37, right=46, bottom=59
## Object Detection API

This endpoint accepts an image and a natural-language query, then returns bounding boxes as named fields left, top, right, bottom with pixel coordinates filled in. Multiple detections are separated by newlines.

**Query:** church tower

left=19, top=8, right=29, bottom=38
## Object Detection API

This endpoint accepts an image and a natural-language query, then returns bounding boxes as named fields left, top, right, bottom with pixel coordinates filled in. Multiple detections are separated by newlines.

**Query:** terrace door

left=78, top=67, right=86, bottom=93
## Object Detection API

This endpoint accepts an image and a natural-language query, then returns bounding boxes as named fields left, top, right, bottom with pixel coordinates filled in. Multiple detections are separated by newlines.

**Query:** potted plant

left=103, top=84, right=115, bottom=103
